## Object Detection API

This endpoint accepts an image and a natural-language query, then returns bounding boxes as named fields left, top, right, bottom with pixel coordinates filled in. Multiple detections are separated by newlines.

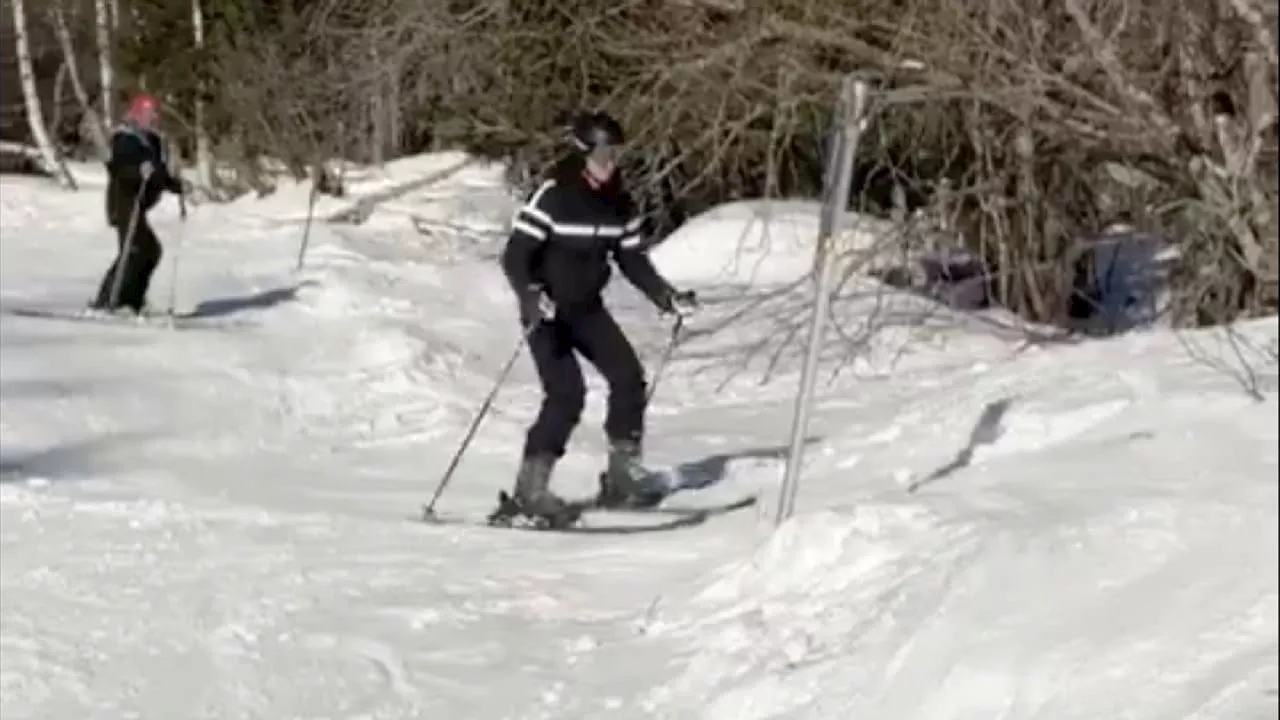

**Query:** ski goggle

left=587, top=143, right=623, bottom=166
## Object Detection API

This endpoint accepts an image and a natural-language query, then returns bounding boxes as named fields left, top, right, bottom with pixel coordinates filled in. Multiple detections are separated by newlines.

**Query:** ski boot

left=596, top=439, right=669, bottom=509
left=85, top=300, right=148, bottom=321
left=84, top=301, right=123, bottom=317
left=489, top=454, right=583, bottom=530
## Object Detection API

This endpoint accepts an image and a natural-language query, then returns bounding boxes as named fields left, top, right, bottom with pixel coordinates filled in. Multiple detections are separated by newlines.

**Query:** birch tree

left=50, top=1, right=110, bottom=160
left=191, top=0, right=214, bottom=188
left=11, top=0, right=76, bottom=188
left=94, top=0, right=113, bottom=125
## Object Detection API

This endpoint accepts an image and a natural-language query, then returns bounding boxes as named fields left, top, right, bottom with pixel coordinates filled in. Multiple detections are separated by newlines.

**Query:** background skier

left=92, top=93, right=187, bottom=315
left=499, top=110, right=698, bottom=526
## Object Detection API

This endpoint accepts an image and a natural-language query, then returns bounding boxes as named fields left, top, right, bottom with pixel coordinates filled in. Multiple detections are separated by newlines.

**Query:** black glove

left=518, top=284, right=556, bottom=327
left=658, top=288, right=697, bottom=316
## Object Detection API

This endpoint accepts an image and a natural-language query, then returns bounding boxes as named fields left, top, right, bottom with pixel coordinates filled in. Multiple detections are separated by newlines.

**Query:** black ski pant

left=523, top=305, right=648, bottom=459
left=95, top=215, right=161, bottom=312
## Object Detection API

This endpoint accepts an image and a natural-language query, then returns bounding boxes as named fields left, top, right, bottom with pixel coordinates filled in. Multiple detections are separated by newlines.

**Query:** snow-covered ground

left=1, top=154, right=1277, bottom=720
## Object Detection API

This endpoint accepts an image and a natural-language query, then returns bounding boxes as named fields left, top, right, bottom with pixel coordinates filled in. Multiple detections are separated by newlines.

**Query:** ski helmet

left=566, top=111, right=625, bottom=164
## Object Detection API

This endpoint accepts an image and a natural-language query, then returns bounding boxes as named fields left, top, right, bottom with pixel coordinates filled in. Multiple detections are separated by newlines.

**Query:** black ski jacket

left=104, top=124, right=183, bottom=228
left=500, top=167, right=674, bottom=316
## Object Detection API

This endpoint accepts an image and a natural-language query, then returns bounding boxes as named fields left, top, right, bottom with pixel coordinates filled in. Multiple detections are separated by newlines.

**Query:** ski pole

left=646, top=313, right=685, bottom=405
left=164, top=179, right=189, bottom=321
left=421, top=324, right=536, bottom=521
left=107, top=183, right=147, bottom=310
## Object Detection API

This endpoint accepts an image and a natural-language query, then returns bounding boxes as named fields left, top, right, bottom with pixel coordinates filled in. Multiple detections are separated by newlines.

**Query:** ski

left=3, top=305, right=257, bottom=331
left=420, top=494, right=757, bottom=535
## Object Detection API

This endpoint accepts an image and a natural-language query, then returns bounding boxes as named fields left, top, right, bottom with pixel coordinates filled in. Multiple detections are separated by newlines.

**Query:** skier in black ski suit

left=92, top=93, right=187, bottom=314
left=500, top=111, right=697, bottom=524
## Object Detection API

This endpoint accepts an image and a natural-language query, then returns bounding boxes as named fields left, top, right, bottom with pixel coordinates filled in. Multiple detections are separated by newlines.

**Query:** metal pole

left=421, top=325, right=534, bottom=520
left=108, top=186, right=146, bottom=310
left=645, top=313, right=684, bottom=406
left=163, top=190, right=188, bottom=320
left=296, top=177, right=319, bottom=273
left=775, top=77, right=871, bottom=527
left=165, top=139, right=188, bottom=320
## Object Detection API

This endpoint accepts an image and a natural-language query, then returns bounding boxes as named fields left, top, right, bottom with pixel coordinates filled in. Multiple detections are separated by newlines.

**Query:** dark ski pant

left=95, top=215, right=161, bottom=312
left=524, top=305, right=647, bottom=459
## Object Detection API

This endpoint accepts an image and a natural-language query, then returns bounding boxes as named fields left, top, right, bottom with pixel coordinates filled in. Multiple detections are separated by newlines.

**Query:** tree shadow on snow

left=670, top=436, right=821, bottom=492
left=181, top=280, right=316, bottom=320
left=0, top=431, right=150, bottom=486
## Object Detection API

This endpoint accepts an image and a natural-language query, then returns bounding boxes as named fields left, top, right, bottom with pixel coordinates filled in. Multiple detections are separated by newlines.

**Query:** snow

left=649, top=198, right=896, bottom=287
left=2, top=152, right=1277, bottom=720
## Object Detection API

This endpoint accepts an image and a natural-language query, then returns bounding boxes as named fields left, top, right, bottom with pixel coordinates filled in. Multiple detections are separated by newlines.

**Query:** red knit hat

left=126, top=94, right=160, bottom=120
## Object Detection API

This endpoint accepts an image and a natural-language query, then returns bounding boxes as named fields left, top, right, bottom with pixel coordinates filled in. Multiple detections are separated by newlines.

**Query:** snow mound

left=230, top=151, right=488, bottom=226
left=641, top=319, right=1279, bottom=720
left=649, top=199, right=896, bottom=287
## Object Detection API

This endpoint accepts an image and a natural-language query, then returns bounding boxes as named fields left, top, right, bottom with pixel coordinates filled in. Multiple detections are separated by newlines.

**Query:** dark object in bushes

left=873, top=250, right=992, bottom=311
left=0, top=146, right=49, bottom=177
left=1068, top=228, right=1167, bottom=335
left=919, top=251, right=991, bottom=310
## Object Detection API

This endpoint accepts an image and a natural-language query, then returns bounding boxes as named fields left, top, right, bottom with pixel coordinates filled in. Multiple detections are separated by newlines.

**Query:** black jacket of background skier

left=93, top=94, right=185, bottom=313
left=104, top=124, right=183, bottom=229
left=501, top=154, right=677, bottom=318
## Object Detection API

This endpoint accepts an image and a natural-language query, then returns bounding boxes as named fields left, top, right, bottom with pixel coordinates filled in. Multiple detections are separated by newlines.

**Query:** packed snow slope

left=1, top=153, right=1277, bottom=720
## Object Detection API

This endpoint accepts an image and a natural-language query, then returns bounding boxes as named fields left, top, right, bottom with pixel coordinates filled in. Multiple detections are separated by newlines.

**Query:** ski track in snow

left=1, top=159, right=1277, bottom=720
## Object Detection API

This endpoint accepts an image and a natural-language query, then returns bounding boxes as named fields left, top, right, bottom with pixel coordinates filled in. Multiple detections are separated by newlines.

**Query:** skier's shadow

left=669, top=437, right=821, bottom=492
left=907, top=397, right=1013, bottom=493
left=182, top=280, right=315, bottom=320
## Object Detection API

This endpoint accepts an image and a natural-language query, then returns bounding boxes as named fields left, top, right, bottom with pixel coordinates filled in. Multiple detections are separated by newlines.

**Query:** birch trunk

left=369, top=48, right=385, bottom=166
left=94, top=0, right=114, bottom=125
left=51, top=3, right=111, bottom=160
left=191, top=0, right=215, bottom=188
left=51, top=61, right=68, bottom=140
left=12, top=0, right=77, bottom=188
left=387, top=60, right=401, bottom=160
